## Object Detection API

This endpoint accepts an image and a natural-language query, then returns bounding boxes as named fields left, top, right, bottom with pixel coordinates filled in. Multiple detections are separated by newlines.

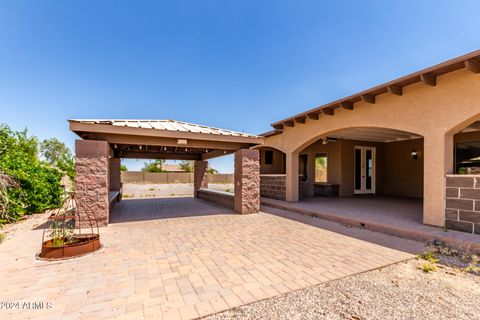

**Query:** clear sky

left=1, top=1, right=479, bottom=173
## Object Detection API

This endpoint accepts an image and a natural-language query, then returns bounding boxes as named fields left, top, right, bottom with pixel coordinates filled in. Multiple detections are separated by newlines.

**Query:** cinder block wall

left=260, top=174, right=286, bottom=200
left=445, top=175, right=480, bottom=234
left=121, top=172, right=233, bottom=184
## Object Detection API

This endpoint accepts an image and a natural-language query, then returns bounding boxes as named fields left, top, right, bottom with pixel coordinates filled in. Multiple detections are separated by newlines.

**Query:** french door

left=354, top=146, right=376, bottom=194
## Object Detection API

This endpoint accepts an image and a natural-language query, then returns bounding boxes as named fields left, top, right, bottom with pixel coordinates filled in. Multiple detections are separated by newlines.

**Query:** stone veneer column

left=194, top=160, right=208, bottom=198
left=75, top=140, right=110, bottom=227
left=234, top=149, right=260, bottom=214
left=109, top=158, right=121, bottom=191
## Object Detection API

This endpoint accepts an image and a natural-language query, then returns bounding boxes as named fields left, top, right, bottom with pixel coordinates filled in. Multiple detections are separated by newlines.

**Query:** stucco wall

left=259, top=148, right=285, bottom=174
left=383, top=139, right=424, bottom=198
left=299, top=140, right=342, bottom=197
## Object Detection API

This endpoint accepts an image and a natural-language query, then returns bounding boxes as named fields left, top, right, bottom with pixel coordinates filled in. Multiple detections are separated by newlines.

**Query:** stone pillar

left=75, top=140, right=110, bottom=227
left=285, top=151, right=299, bottom=202
left=109, top=158, right=121, bottom=191
left=109, top=157, right=122, bottom=201
left=194, top=160, right=208, bottom=198
left=423, top=132, right=453, bottom=227
left=234, top=149, right=260, bottom=214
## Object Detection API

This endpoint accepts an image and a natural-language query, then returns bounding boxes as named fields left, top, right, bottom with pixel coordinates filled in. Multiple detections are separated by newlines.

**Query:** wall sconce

left=411, top=150, right=418, bottom=160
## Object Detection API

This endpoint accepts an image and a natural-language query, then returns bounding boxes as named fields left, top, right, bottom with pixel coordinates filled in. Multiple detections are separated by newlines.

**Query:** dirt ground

left=122, top=182, right=233, bottom=198
left=205, top=249, right=480, bottom=320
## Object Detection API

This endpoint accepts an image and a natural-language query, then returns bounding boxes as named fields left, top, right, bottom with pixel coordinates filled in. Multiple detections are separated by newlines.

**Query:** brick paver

left=1, top=197, right=418, bottom=320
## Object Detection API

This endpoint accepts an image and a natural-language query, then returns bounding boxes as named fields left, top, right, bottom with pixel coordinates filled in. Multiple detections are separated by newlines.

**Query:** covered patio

left=69, top=119, right=264, bottom=225
left=261, top=196, right=480, bottom=252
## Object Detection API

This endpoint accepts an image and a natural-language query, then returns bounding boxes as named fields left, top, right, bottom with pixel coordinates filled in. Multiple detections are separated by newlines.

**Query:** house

left=70, top=50, right=480, bottom=237
left=162, top=163, right=186, bottom=172
left=256, top=50, right=480, bottom=235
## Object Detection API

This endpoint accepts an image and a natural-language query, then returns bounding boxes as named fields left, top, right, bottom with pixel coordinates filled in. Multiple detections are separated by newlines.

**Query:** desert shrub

left=0, top=124, right=64, bottom=223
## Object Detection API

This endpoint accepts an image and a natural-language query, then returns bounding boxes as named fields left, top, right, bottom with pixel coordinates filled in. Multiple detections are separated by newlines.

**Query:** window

left=315, top=153, right=327, bottom=183
left=264, top=150, right=273, bottom=165
left=455, top=141, right=480, bottom=174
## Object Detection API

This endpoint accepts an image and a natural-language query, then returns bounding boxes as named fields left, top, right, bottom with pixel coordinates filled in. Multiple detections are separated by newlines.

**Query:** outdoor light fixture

left=322, top=137, right=328, bottom=145
left=114, top=144, right=117, bottom=149
left=411, top=150, right=418, bottom=160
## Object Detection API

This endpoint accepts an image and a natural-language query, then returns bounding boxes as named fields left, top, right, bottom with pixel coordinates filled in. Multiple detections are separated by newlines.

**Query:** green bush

left=0, top=124, right=64, bottom=223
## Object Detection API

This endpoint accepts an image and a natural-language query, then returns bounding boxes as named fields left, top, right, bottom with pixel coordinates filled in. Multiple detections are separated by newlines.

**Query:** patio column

left=423, top=132, right=454, bottom=227
left=285, top=151, right=299, bottom=202
left=75, top=140, right=110, bottom=227
left=234, top=149, right=260, bottom=214
left=194, top=160, right=208, bottom=198
left=109, top=157, right=122, bottom=201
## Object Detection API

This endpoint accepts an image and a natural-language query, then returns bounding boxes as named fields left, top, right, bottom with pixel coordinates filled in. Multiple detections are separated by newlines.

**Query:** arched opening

left=443, top=117, right=480, bottom=234
left=275, top=127, right=425, bottom=227
left=452, top=120, right=480, bottom=174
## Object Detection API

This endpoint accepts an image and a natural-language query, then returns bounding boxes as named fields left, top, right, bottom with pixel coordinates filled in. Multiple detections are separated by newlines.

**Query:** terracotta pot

left=39, top=234, right=101, bottom=259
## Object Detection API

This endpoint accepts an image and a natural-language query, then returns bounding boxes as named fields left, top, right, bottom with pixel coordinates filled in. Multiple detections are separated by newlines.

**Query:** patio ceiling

left=327, top=127, right=422, bottom=143
left=69, top=119, right=264, bottom=160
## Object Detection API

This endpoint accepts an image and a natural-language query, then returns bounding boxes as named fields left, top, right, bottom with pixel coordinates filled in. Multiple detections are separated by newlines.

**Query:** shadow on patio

left=109, top=196, right=235, bottom=224
left=262, top=196, right=480, bottom=253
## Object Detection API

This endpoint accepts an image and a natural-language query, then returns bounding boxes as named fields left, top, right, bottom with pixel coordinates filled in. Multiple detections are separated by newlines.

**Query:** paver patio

left=1, top=197, right=421, bottom=320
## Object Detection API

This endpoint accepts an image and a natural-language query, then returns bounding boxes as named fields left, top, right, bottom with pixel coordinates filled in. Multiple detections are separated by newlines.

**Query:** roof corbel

left=465, top=59, right=480, bottom=74
left=321, top=108, right=334, bottom=116
left=420, top=73, right=437, bottom=86
left=387, top=85, right=403, bottom=96
left=361, top=94, right=376, bottom=104
left=340, top=101, right=354, bottom=110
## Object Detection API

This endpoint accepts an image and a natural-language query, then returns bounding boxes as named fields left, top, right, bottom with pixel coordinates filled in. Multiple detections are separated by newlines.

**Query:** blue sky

left=1, top=1, right=479, bottom=173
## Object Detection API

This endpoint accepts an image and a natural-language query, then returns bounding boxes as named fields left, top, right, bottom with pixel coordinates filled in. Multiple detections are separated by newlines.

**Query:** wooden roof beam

left=361, top=94, right=376, bottom=104
left=340, top=101, right=354, bottom=110
left=272, top=124, right=284, bottom=130
left=284, top=120, right=295, bottom=127
left=306, top=112, right=319, bottom=120
left=321, top=108, right=334, bottom=116
left=421, top=73, right=437, bottom=86
left=294, top=116, right=306, bottom=124
left=465, top=59, right=480, bottom=74
left=201, top=149, right=235, bottom=160
left=387, top=85, right=403, bottom=96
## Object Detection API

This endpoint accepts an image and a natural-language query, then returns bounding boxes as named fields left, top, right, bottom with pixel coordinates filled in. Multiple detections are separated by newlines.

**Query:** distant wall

left=121, top=171, right=234, bottom=184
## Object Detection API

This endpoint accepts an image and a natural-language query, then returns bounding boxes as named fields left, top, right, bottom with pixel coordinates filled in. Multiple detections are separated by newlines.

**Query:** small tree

left=179, top=160, right=194, bottom=172
left=207, top=166, right=218, bottom=174
left=40, top=138, right=75, bottom=181
left=142, top=159, right=165, bottom=172
left=120, top=164, right=128, bottom=172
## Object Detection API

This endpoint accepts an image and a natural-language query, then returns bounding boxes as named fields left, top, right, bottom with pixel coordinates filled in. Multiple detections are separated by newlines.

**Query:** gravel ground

left=122, top=183, right=234, bottom=198
left=205, top=256, right=480, bottom=320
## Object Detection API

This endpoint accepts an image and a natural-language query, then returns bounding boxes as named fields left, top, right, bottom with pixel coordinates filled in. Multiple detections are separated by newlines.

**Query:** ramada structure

left=71, top=49, right=480, bottom=237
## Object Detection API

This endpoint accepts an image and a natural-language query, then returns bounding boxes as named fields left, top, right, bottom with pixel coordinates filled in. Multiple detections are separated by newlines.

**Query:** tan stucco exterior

left=260, top=68, right=480, bottom=227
